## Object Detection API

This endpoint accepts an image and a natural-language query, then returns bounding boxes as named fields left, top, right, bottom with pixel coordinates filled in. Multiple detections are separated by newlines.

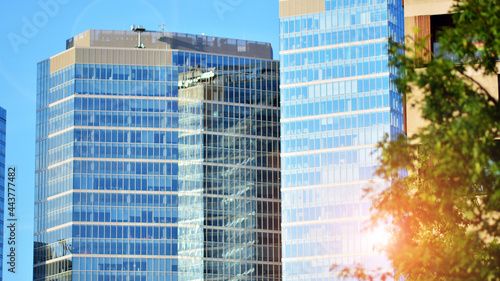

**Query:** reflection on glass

left=177, top=54, right=281, bottom=280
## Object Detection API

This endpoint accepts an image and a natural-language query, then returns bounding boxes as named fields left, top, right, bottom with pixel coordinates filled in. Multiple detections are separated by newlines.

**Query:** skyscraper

left=0, top=106, right=6, bottom=281
left=279, top=0, right=404, bottom=280
left=34, top=29, right=281, bottom=281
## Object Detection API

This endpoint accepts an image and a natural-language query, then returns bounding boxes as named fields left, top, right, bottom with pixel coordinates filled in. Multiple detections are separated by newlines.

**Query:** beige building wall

left=404, top=0, right=453, bottom=18
left=279, top=0, right=325, bottom=18
left=404, top=0, right=499, bottom=137
left=66, top=29, right=273, bottom=60
left=405, top=64, right=500, bottom=139
left=404, top=0, right=453, bottom=42
left=50, top=47, right=173, bottom=74
left=405, top=1, right=500, bottom=245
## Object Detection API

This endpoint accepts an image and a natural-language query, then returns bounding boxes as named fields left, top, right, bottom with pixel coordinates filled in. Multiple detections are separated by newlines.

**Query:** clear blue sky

left=0, top=0, right=279, bottom=279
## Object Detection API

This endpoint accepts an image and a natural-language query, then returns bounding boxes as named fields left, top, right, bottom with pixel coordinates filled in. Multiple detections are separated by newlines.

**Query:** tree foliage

left=340, top=0, right=500, bottom=280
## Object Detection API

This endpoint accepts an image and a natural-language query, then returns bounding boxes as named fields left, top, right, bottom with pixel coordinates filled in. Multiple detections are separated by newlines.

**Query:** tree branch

left=456, top=68, right=499, bottom=106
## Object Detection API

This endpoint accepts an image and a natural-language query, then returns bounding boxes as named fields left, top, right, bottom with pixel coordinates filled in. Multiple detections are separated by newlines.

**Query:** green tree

left=337, top=0, right=500, bottom=280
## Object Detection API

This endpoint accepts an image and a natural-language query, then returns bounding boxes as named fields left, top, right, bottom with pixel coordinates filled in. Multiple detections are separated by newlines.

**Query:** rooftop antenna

left=158, top=24, right=166, bottom=33
left=131, top=25, right=146, bottom=48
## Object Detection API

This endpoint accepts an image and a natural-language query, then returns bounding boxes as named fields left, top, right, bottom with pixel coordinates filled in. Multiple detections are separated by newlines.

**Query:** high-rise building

left=0, top=106, right=6, bottom=281
left=34, top=29, right=281, bottom=281
left=279, top=0, right=404, bottom=279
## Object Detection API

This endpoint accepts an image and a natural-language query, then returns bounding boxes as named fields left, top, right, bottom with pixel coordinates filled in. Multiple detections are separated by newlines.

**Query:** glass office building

left=0, top=107, right=6, bottom=281
left=279, top=0, right=404, bottom=280
left=177, top=55, right=281, bottom=280
left=34, top=29, right=280, bottom=281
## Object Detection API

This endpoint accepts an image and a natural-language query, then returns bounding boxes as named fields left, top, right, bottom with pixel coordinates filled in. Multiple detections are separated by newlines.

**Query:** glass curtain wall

left=177, top=53, right=282, bottom=281
left=34, top=57, right=180, bottom=281
left=279, top=0, right=404, bottom=280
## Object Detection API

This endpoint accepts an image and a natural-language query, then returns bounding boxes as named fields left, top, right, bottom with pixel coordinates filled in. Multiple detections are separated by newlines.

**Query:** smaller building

left=404, top=0, right=500, bottom=136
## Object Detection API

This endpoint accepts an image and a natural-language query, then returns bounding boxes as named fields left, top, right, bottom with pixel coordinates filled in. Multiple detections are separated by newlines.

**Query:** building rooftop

left=66, top=29, right=273, bottom=60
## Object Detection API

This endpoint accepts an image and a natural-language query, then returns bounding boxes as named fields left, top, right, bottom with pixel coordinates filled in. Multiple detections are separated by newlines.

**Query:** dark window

left=431, top=14, right=455, bottom=58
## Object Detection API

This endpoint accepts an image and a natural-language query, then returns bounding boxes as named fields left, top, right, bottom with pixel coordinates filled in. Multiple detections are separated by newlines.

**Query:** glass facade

left=34, top=30, right=281, bottom=281
left=279, top=0, right=404, bottom=280
left=35, top=59, right=180, bottom=281
left=177, top=59, right=281, bottom=280
left=0, top=107, right=5, bottom=281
